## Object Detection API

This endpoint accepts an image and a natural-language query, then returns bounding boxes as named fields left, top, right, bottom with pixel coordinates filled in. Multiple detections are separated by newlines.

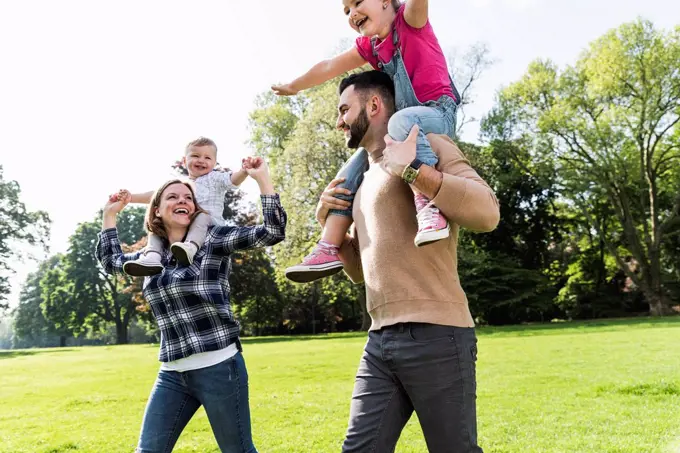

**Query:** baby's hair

left=185, top=137, right=217, bottom=154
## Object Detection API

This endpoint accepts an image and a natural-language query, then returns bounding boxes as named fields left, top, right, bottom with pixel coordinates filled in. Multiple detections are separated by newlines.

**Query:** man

left=316, top=71, right=499, bottom=452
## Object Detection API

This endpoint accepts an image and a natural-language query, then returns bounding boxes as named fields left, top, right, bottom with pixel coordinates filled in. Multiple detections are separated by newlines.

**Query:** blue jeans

left=330, top=97, right=457, bottom=218
left=136, top=352, right=257, bottom=453
left=342, top=323, right=483, bottom=453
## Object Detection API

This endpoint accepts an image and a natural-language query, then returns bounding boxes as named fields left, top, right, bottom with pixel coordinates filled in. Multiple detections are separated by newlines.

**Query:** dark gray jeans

left=342, top=323, right=483, bottom=453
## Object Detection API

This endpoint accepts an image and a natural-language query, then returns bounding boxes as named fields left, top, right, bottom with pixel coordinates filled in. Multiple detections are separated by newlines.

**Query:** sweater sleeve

left=429, top=135, right=500, bottom=232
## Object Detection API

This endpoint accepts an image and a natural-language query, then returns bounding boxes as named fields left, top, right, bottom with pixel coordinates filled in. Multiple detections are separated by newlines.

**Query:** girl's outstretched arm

left=272, top=47, right=366, bottom=96
left=404, top=0, right=429, bottom=28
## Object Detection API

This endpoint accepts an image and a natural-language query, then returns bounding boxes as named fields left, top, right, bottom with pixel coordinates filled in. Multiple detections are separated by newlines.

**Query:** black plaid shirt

left=96, top=194, right=286, bottom=362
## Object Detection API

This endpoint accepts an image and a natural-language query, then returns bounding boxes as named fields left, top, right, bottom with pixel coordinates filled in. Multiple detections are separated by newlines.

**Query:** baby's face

left=184, top=145, right=217, bottom=178
left=343, top=0, right=390, bottom=37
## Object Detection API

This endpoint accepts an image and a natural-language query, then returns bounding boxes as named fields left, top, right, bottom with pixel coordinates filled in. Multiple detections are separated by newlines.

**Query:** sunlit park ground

left=1, top=317, right=679, bottom=453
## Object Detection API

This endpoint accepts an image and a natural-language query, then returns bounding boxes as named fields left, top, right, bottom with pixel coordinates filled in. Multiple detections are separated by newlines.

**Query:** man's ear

left=368, top=94, right=382, bottom=118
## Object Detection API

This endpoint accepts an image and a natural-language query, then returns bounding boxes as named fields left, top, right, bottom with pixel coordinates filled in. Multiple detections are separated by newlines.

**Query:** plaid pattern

left=96, top=194, right=286, bottom=362
left=193, top=170, right=234, bottom=226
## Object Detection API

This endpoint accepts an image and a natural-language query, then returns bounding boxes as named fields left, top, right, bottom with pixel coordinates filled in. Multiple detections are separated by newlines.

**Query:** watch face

left=403, top=167, right=417, bottom=184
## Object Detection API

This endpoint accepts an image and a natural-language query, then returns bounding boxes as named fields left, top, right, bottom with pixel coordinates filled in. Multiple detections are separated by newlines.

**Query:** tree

left=0, top=166, right=50, bottom=310
left=447, top=42, right=495, bottom=137
left=41, top=207, right=147, bottom=344
left=454, top=140, right=564, bottom=324
left=485, top=19, right=680, bottom=315
left=12, top=256, right=72, bottom=348
left=249, top=81, right=369, bottom=331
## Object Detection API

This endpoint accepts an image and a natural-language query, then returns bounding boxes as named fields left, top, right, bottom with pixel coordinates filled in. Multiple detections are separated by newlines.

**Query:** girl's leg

left=123, top=233, right=165, bottom=277
left=387, top=107, right=452, bottom=247
left=190, top=353, right=257, bottom=453
left=285, top=149, right=369, bottom=283
left=321, top=214, right=354, bottom=247
left=171, top=212, right=212, bottom=266
left=387, top=104, right=455, bottom=166
left=136, top=370, right=201, bottom=453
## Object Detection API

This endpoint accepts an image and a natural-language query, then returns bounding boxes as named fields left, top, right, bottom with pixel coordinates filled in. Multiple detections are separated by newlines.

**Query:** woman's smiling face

left=155, top=183, right=196, bottom=230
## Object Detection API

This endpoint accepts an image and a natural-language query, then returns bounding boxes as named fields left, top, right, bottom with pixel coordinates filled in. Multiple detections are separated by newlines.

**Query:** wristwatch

left=401, top=158, right=424, bottom=184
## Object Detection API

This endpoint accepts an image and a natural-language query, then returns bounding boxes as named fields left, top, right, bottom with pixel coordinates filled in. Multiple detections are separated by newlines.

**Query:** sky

left=1, top=0, right=678, bottom=310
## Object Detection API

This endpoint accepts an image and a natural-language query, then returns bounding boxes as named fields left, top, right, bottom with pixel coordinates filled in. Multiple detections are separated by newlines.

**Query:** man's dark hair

left=339, top=71, right=396, bottom=114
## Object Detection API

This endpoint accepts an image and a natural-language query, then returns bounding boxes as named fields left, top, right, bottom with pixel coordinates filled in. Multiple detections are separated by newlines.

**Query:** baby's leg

left=285, top=149, right=369, bottom=283
left=122, top=232, right=165, bottom=277
left=146, top=233, right=165, bottom=256
left=171, top=212, right=212, bottom=266
left=387, top=106, right=453, bottom=247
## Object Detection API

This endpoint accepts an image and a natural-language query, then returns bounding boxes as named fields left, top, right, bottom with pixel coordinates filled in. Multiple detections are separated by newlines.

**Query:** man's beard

left=346, top=107, right=370, bottom=149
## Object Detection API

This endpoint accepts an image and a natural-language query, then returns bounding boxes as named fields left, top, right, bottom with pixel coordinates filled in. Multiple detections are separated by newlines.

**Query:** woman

left=96, top=158, right=285, bottom=453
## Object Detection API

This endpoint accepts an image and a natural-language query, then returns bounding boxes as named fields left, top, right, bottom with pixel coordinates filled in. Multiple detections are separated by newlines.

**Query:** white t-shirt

left=160, top=343, right=239, bottom=372
left=191, top=170, right=235, bottom=226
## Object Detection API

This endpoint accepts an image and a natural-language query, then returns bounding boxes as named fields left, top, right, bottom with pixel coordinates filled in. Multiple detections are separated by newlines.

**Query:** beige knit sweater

left=342, top=135, right=500, bottom=330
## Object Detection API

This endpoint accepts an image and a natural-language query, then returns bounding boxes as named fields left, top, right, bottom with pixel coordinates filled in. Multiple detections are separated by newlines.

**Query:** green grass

left=1, top=317, right=680, bottom=452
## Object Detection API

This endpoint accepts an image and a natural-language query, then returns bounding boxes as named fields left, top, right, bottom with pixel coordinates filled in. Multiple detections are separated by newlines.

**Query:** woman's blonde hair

left=144, top=179, right=205, bottom=240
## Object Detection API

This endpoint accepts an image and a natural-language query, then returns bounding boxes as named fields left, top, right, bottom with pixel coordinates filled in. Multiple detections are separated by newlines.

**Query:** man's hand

left=315, top=178, right=352, bottom=227
left=381, top=125, right=419, bottom=178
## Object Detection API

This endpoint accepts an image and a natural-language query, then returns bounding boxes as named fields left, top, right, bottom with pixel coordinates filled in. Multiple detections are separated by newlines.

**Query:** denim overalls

left=331, top=23, right=461, bottom=217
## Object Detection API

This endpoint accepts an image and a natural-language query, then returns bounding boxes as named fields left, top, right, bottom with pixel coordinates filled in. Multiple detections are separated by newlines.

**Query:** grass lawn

left=1, top=317, right=679, bottom=452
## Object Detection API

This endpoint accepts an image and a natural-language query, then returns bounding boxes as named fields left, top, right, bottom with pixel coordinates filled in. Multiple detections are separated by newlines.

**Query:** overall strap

left=391, top=20, right=400, bottom=48
left=371, top=19, right=400, bottom=68
left=449, top=74, right=462, bottom=106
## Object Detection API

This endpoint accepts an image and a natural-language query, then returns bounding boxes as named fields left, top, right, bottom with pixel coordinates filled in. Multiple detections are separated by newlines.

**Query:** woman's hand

left=244, top=157, right=275, bottom=195
left=102, top=191, right=131, bottom=229
left=315, top=178, right=352, bottom=227
left=104, top=191, right=131, bottom=215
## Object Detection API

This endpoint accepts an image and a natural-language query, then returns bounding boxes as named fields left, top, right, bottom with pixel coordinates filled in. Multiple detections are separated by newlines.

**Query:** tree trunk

left=115, top=320, right=129, bottom=344
left=647, top=293, right=674, bottom=316
left=59, top=336, right=66, bottom=347
left=643, top=250, right=675, bottom=316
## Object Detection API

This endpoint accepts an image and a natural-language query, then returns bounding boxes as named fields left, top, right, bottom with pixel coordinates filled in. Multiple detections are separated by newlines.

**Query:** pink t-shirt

left=355, top=5, right=455, bottom=104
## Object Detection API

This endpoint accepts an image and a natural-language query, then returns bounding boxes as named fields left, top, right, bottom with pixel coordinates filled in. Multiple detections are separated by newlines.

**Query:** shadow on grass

left=477, top=315, right=680, bottom=337
left=0, top=348, right=79, bottom=360
left=241, top=331, right=367, bottom=345
left=596, top=381, right=680, bottom=397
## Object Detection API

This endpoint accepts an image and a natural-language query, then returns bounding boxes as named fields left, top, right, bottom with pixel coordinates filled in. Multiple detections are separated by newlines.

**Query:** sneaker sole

left=285, top=262, right=344, bottom=283
left=171, top=244, right=192, bottom=266
left=414, top=226, right=450, bottom=247
left=123, top=262, right=163, bottom=277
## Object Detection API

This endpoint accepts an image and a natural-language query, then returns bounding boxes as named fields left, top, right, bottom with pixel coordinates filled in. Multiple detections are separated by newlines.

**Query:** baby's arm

left=404, top=0, right=429, bottom=28
left=118, top=189, right=153, bottom=204
left=271, top=48, right=366, bottom=96
left=230, top=169, right=248, bottom=187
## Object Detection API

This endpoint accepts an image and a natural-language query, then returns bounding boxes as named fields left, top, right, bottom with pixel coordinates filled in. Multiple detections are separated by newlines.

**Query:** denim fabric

left=330, top=148, right=370, bottom=217
left=342, top=323, right=483, bottom=453
left=136, top=352, right=257, bottom=453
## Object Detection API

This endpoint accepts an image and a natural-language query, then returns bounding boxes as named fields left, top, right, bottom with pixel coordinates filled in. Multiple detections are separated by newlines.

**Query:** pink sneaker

left=414, top=193, right=450, bottom=247
left=285, top=242, right=344, bottom=283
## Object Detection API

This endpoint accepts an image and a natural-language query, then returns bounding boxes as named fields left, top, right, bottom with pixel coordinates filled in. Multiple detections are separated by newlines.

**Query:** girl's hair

left=391, top=0, right=402, bottom=10
left=144, top=179, right=205, bottom=240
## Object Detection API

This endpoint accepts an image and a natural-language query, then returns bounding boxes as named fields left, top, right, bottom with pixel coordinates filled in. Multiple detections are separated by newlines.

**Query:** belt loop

left=398, top=323, right=406, bottom=333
